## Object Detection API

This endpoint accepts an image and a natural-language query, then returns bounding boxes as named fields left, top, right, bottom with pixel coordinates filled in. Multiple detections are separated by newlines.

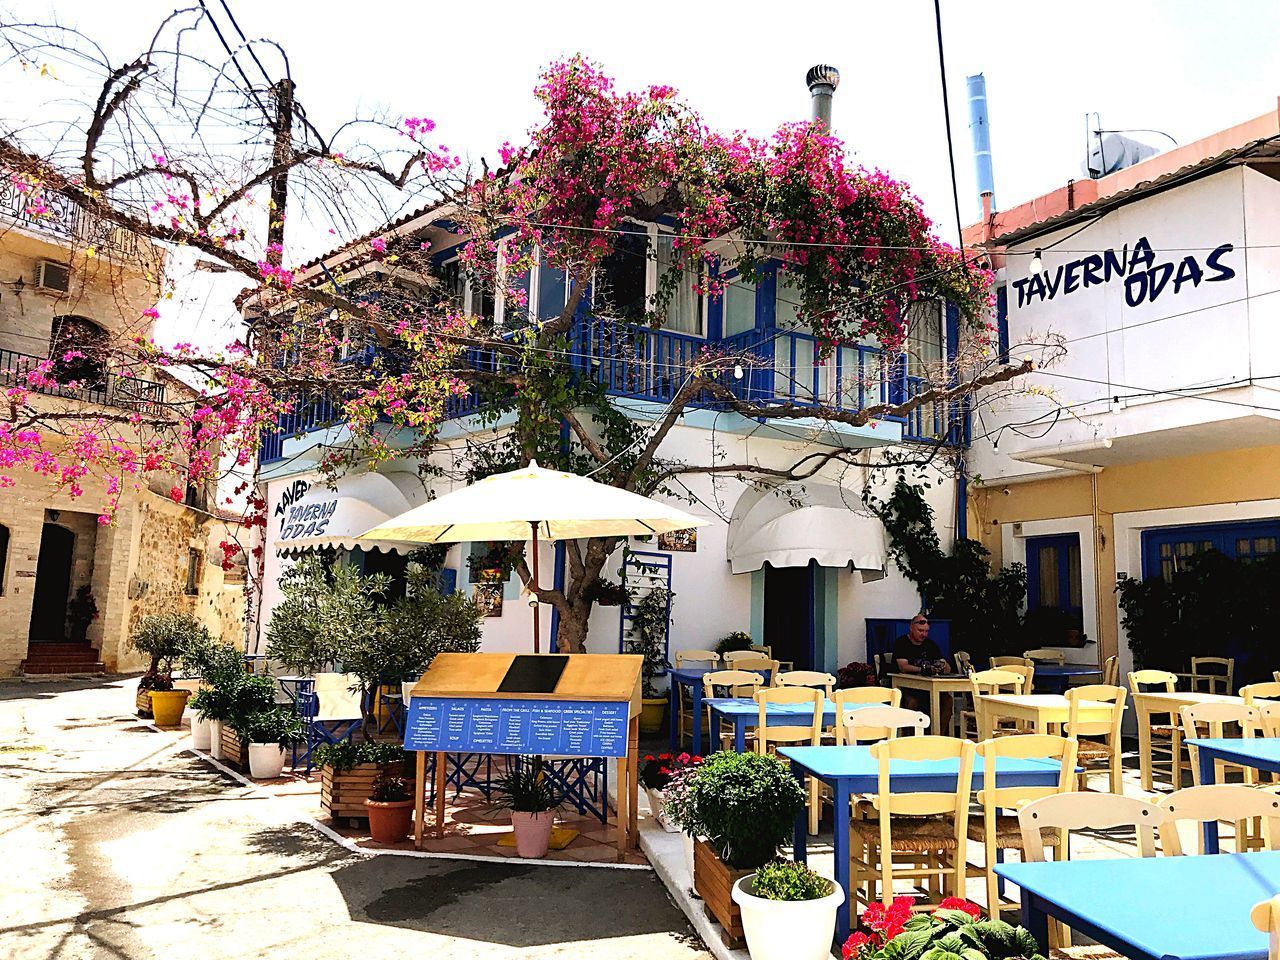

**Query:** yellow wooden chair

left=1242, top=682, right=1280, bottom=706
left=674, top=649, right=720, bottom=748
left=1158, top=784, right=1280, bottom=855
left=1180, top=702, right=1260, bottom=786
left=776, top=670, right=836, bottom=699
left=1023, top=648, right=1066, bottom=666
left=1250, top=896, right=1280, bottom=960
left=754, top=686, right=823, bottom=833
left=833, top=688, right=902, bottom=745
left=1188, top=656, right=1234, bottom=695
left=1128, top=669, right=1183, bottom=787
left=1274, top=671, right=1280, bottom=684
left=970, top=734, right=1076, bottom=920
left=991, top=656, right=1030, bottom=669
left=702, top=669, right=764, bottom=749
left=1261, top=703, right=1280, bottom=738
left=844, top=705, right=930, bottom=744
left=851, top=736, right=974, bottom=909
left=954, top=651, right=973, bottom=675
left=1065, top=685, right=1127, bottom=794
left=723, top=649, right=765, bottom=665
left=1101, top=655, right=1119, bottom=687
left=962, top=669, right=1026, bottom=740
left=721, top=655, right=777, bottom=686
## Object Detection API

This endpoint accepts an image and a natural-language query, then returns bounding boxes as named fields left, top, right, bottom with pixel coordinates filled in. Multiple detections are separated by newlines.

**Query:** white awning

left=726, top=482, right=887, bottom=580
left=275, top=472, right=423, bottom=555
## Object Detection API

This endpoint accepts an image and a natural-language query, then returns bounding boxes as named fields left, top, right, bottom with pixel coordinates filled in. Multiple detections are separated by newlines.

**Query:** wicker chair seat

left=1074, top=739, right=1113, bottom=762
left=967, top=815, right=1061, bottom=849
left=851, top=815, right=960, bottom=851
left=1149, top=724, right=1178, bottom=738
left=1050, top=947, right=1123, bottom=959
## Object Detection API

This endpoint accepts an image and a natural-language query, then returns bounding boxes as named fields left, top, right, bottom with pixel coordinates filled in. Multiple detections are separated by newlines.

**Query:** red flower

left=938, top=897, right=982, bottom=918
left=842, top=932, right=875, bottom=959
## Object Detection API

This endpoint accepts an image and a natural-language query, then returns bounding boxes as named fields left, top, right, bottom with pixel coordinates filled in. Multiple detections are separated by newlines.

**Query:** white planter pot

left=209, top=720, right=223, bottom=760
left=732, top=874, right=844, bottom=960
left=682, top=834, right=700, bottom=899
left=644, top=787, right=680, bottom=832
left=190, top=712, right=212, bottom=751
left=248, top=743, right=286, bottom=780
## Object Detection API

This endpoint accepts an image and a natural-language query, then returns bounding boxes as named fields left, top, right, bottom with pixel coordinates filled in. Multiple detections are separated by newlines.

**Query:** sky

left=8, top=0, right=1280, bottom=343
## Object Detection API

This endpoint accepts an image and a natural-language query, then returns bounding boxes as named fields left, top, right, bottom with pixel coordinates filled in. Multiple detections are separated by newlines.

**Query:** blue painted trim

left=758, top=262, right=778, bottom=330
left=706, top=260, right=724, bottom=341
left=750, top=569, right=766, bottom=642
left=945, top=301, right=960, bottom=362
left=956, top=460, right=968, bottom=541
left=812, top=565, right=840, bottom=672
left=1025, top=533, right=1081, bottom=615
left=1140, top=518, right=1280, bottom=580
left=996, top=285, right=1010, bottom=363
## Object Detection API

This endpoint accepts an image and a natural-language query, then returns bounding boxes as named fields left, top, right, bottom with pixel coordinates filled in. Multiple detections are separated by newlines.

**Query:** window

left=0, top=523, right=8, bottom=594
left=1142, top=519, right=1280, bottom=582
left=184, top=548, right=201, bottom=596
left=536, top=255, right=569, bottom=322
left=1026, top=534, right=1083, bottom=613
left=49, top=316, right=107, bottom=388
left=722, top=273, right=756, bottom=336
left=596, top=230, right=648, bottom=322
left=657, top=231, right=702, bottom=335
left=905, top=302, right=944, bottom=380
left=996, top=285, right=1010, bottom=363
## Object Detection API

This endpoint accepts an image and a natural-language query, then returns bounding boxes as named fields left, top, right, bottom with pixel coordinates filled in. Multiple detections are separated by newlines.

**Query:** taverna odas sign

left=1011, top=237, right=1236, bottom=310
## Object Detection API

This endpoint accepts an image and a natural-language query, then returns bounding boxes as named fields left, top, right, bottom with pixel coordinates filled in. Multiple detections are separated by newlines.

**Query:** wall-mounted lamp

left=11, top=275, right=25, bottom=294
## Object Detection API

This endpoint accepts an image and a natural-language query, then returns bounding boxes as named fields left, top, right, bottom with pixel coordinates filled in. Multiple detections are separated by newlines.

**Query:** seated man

left=892, top=614, right=952, bottom=732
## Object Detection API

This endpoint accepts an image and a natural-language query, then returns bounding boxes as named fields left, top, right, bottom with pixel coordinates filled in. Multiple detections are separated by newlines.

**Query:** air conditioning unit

left=35, top=260, right=71, bottom=293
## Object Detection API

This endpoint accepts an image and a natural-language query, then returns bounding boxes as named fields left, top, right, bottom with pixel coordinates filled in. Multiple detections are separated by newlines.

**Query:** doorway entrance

left=763, top=562, right=814, bottom=670
left=29, top=523, right=74, bottom=643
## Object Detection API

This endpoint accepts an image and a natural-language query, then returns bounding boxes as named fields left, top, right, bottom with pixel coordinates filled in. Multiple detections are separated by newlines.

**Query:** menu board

left=403, top=697, right=631, bottom=759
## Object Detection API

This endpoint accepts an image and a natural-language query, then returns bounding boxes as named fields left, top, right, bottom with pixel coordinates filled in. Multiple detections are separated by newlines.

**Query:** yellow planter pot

left=149, top=690, right=191, bottom=728
left=639, top=697, right=666, bottom=735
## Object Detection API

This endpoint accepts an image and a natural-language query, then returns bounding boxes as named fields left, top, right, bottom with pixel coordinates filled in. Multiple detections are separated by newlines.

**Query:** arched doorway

left=29, top=523, right=75, bottom=643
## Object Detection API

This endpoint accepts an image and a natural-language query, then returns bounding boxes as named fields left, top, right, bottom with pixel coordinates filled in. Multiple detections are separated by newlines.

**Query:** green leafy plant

left=67, top=585, right=98, bottom=642
left=187, top=641, right=250, bottom=723
left=626, top=586, right=672, bottom=697
left=684, top=751, right=806, bottom=869
left=138, top=671, right=174, bottom=694
left=242, top=707, right=306, bottom=748
left=494, top=760, right=562, bottom=814
left=843, top=897, right=1045, bottom=960
left=867, top=478, right=1026, bottom=663
left=223, top=674, right=278, bottom=747
left=715, top=631, right=754, bottom=655
left=129, top=612, right=212, bottom=684
left=312, top=741, right=408, bottom=774
left=369, top=772, right=412, bottom=803
left=582, top=577, right=628, bottom=606
left=265, top=555, right=386, bottom=674
left=750, top=859, right=832, bottom=902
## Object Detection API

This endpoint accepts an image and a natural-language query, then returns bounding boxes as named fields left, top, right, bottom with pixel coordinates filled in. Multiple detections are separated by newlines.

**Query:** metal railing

left=1, top=348, right=166, bottom=414
left=0, top=178, right=138, bottom=256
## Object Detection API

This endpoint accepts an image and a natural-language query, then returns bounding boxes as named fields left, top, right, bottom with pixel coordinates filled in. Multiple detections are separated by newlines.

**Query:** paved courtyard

left=0, top=677, right=708, bottom=960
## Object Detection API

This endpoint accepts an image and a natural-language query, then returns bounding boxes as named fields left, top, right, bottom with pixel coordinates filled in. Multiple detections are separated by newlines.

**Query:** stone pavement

left=0, top=677, right=709, bottom=960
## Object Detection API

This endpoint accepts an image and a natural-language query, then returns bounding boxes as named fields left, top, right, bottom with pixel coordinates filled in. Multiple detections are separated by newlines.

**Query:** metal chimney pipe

left=806, top=64, right=840, bottom=130
left=966, top=73, right=996, bottom=212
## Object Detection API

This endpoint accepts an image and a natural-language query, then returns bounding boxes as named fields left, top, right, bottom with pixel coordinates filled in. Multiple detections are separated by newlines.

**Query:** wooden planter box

left=136, top=688, right=153, bottom=718
left=693, top=838, right=750, bottom=947
left=219, top=725, right=245, bottom=770
left=321, top=763, right=415, bottom=826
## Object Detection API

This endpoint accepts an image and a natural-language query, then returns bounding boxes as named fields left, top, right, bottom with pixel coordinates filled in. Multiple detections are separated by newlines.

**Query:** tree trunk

left=554, top=603, right=591, bottom=653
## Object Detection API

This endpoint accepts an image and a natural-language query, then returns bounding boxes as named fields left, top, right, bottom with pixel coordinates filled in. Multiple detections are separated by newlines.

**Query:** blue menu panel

left=403, top=697, right=631, bottom=758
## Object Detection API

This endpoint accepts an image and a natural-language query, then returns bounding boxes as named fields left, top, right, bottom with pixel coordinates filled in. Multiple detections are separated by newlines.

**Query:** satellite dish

left=1084, top=133, right=1159, bottom=178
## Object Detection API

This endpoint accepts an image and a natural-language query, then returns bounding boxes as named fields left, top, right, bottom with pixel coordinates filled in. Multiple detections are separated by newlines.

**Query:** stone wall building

left=0, top=181, right=246, bottom=677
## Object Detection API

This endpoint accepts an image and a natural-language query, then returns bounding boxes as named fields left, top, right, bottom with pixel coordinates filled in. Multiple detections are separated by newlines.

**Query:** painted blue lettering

left=1205, top=243, right=1236, bottom=282
left=1172, top=255, right=1204, bottom=295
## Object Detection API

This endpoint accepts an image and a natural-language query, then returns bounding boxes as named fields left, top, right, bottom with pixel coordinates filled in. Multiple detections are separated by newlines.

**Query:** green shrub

left=750, top=859, right=831, bottom=902
left=129, top=613, right=212, bottom=676
left=715, top=631, right=753, bottom=655
left=312, top=741, right=407, bottom=774
left=686, top=751, right=806, bottom=869
left=224, top=674, right=278, bottom=747
left=242, top=707, right=306, bottom=748
left=494, top=760, right=561, bottom=813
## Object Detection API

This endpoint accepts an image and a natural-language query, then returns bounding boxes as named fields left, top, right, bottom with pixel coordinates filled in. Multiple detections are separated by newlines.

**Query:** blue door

left=1141, top=519, right=1280, bottom=582
left=1025, top=533, right=1083, bottom=622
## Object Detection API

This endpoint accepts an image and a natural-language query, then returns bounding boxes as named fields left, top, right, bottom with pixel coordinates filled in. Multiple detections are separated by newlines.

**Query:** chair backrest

left=1242, top=682, right=1280, bottom=706
left=722, top=656, right=777, bottom=683
left=748, top=644, right=773, bottom=657
left=1180, top=702, right=1258, bottom=743
left=833, top=687, right=901, bottom=743
left=1018, top=792, right=1169, bottom=861
left=1158, top=784, right=1280, bottom=855
left=991, top=656, right=1030, bottom=669
left=1128, top=669, right=1177, bottom=693
left=402, top=680, right=416, bottom=704
left=844, top=705, right=929, bottom=744
left=755, top=686, right=822, bottom=752
left=969, top=669, right=1025, bottom=697
left=1250, top=895, right=1280, bottom=960
left=1003, top=663, right=1035, bottom=691
left=870, top=736, right=974, bottom=820
left=675, top=649, right=720, bottom=668
left=776, top=670, right=836, bottom=698
left=1262, top=703, right=1280, bottom=738
left=953, top=651, right=973, bottom=675
left=1190, top=656, right=1234, bottom=694
left=1102, top=655, right=1119, bottom=687
left=975, top=735, right=1077, bottom=850
left=311, top=672, right=364, bottom=720
left=1275, top=671, right=1280, bottom=685
left=1066, top=684, right=1127, bottom=739
left=1023, top=648, right=1066, bottom=665
left=702, top=669, right=765, bottom=699
left=723, top=649, right=762, bottom=664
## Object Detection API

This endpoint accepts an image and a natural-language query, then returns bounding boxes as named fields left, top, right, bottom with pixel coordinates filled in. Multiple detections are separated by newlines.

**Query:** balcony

left=1, top=348, right=166, bottom=414
left=259, top=318, right=967, bottom=465
left=0, top=177, right=138, bottom=256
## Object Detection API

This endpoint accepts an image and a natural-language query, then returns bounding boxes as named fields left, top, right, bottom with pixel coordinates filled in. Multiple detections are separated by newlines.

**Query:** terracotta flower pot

left=365, top=799, right=415, bottom=843
left=510, top=810, right=554, bottom=858
left=149, top=690, right=190, bottom=728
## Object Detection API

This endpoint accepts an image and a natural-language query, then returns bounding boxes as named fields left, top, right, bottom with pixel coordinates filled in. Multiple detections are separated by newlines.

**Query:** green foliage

left=242, top=707, right=306, bottom=748
left=1118, top=550, right=1280, bottom=685
left=715, top=631, right=753, bottom=655
left=312, top=741, right=407, bottom=774
left=223, top=673, right=279, bottom=747
left=129, top=613, right=212, bottom=675
left=369, top=772, right=411, bottom=803
left=750, top=859, right=832, bottom=902
left=626, top=586, right=672, bottom=697
left=850, top=906, right=1045, bottom=960
left=266, top=555, right=385, bottom=674
left=186, top=641, right=250, bottom=723
left=494, top=760, right=562, bottom=813
left=868, top=478, right=1026, bottom=663
left=684, top=751, right=806, bottom=869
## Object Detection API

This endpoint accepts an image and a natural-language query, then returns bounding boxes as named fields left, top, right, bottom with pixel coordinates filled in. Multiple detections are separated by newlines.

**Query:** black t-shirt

left=892, top=635, right=944, bottom=670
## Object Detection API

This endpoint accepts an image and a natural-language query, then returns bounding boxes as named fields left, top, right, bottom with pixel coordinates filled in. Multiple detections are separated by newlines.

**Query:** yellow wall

left=969, top=444, right=1280, bottom=664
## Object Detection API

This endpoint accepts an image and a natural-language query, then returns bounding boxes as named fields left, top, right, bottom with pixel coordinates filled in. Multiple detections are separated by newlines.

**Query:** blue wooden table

left=706, top=697, right=882, bottom=752
left=667, top=665, right=770, bottom=754
left=779, top=744, right=1065, bottom=944
left=1193, top=737, right=1280, bottom=852
left=1034, top=664, right=1102, bottom=694
left=997, top=850, right=1280, bottom=960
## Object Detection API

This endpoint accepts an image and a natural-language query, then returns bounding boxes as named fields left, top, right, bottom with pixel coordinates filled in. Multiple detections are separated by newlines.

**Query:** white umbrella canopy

left=359, top=461, right=708, bottom=544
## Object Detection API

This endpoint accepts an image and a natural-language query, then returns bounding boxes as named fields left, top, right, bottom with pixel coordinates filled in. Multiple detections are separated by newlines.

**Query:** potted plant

left=640, top=751, right=701, bottom=832
left=313, top=741, right=413, bottom=823
left=494, top=759, right=562, bottom=858
left=836, top=660, right=879, bottom=689
left=128, top=613, right=211, bottom=723
left=715, top=631, right=754, bottom=656
left=682, top=751, right=807, bottom=944
left=365, top=771, right=415, bottom=843
left=222, top=673, right=278, bottom=771
left=179, top=636, right=240, bottom=751
left=67, top=585, right=98, bottom=644
left=732, top=859, right=844, bottom=960
left=244, top=707, right=306, bottom=780
left=626, top=586, right=672, bottom=734
left=842, top=896, right=1046, bottom=960
left=660, top=762, right=703, bottom=894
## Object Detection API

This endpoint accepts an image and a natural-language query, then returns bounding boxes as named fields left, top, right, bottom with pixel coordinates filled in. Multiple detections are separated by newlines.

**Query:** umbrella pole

left=530, top=520, right=541, bottom=654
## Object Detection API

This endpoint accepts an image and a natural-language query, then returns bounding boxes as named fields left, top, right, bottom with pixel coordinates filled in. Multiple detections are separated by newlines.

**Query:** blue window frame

left=1026, top=533, right=1082, bottom=616
left=996, top=285, right=1010, bottom=363
left=1141, top=518, right=1280, bottom=582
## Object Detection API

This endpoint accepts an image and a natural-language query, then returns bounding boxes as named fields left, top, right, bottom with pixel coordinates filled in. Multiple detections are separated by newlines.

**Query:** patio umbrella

left=358, top=461, right=707, bottom=652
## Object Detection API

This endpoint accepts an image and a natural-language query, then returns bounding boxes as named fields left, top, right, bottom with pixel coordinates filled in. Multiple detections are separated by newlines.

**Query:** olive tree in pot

left=179, top=635, right=241, bottom=751
left=244, top=707, right=307, bottom=780
left=495, top=759, right=562, bottom=858
left=129, top=613, right=211, bottom=726
left=731, top=859, right=844, bottom=960
left=365, top=771, right=414, bottom=843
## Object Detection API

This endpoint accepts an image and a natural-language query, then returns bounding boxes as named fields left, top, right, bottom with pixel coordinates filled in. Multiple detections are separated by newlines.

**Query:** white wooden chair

left=1158, top=784, right=1280, bottom=855
left=1101, top=655, right=1119, bottom=687
left=1181, top=702, right=1260, bottom=786
left=832, top=688, right=902, bottom=745
left=844, top=706, right=929, bottom=745
left=1065, top=685, right=1127, bottom=794
left=702, top=669, right=765, bottom=750
left=991, top=656, right=1031, bottom=668
left=776, top=670, right=836, bottom=699
left=1187, top=656, right=1234, bottom=695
